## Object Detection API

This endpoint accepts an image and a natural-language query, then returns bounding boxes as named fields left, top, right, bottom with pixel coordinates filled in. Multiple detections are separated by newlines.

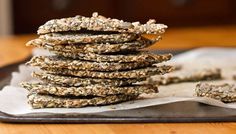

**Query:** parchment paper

left=0, top=47, right=236, bottom=115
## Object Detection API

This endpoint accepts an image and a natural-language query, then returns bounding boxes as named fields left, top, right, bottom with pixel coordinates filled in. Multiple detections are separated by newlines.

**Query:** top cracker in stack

left=21, top=12, right=173, bottom=109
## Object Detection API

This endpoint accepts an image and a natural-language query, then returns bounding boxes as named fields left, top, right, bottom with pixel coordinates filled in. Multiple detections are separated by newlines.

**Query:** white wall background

left=0, top=0, right=12, bottom=36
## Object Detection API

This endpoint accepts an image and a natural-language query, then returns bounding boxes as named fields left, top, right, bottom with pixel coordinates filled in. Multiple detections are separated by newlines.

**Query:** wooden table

left=0, top=25, right=236, bottom=134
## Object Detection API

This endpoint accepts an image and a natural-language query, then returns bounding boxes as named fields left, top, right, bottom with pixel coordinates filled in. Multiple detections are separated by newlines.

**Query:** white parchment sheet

left=0, top=47, right=236, bottom=115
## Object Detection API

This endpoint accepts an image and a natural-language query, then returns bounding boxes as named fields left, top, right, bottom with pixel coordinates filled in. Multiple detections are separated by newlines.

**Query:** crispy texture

left=37, top=12, right=167, bottom=35
left=26, top=37, right=159, bottom=54
left=41, top=65, right=173, bottom=79
left=51, top=51, right=172, bottom=63
left=195, top=83, right=236, bottom=103
left=154, top=68, right=222, bottom=85
left=32, top=72, right=145, bottom=87
left=21, top=82, right=158, bottom=97
left=28, top=93, right=138, bottom=108
left=39, top=33, right=138, bottom=44
left=27, top=54, right=172, bottom=71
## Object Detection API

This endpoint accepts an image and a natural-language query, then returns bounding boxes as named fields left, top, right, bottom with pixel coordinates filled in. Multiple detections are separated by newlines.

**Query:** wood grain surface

left=0, top=25, right=236, bottom=134
left=1, top=123, right=236, bottom=134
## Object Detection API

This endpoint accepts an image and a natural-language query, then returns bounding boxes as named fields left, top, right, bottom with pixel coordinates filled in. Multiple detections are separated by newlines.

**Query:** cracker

left=153, top=68, right=222, bottom=85
left=51, top=51, right=172, bottom=63
left=26, top=37, right=159, bottom=54
left=21, top=82, right=158, bottom=97
left=41, top=65, right=173, bottom=79
left=27, top=55, right=172, bottom=71
left=37, top=12, right=167, bottom=35
left=39, top=32, right=138, bottom=44
left=195, top=83, right=236, bottom=103
left=32, top=72, right=145, bottom=87
left=28, top=93, right=138, bottom=108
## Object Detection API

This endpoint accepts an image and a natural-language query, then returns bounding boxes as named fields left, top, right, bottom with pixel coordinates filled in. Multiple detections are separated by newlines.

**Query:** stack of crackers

left=21, top=12, right=173, bottom=109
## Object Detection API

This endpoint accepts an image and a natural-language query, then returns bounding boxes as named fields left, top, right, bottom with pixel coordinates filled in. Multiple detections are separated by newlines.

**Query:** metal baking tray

left=1, top=49, right=236, bottom=123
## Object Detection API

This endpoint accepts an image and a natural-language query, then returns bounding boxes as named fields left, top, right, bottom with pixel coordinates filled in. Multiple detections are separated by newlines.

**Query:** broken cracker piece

left=195, top=83, right=236, bottom=102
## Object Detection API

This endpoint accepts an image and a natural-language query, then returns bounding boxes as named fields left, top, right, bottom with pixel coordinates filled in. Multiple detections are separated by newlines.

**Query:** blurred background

left=0, top=0, right=236, bottom=67
left=1, top=0, right=236, bottom=35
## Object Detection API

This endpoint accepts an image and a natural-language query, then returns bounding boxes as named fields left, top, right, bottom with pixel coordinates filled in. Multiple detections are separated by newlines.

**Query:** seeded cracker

left=27, top=55, right=172, bottom=71
left=26, top=37, right=159, bottom=54
left=32, top=72, right=145, bottom=87
left=42, top=65, right=173, bottom=79
left=21, top=82, right=158, bottom=97
left=51, top=51, right=172, bottom=63
left=39, top=33, right=139, bottom=44
left=28, top=93, right=138, bottom=108
left=37, top=12, right=167, bottom=35
left=22, top=12, right=172, bottom=109
left=154, top=68, right=221, bottom=85
left=195, top=83, right=236, bottom=103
